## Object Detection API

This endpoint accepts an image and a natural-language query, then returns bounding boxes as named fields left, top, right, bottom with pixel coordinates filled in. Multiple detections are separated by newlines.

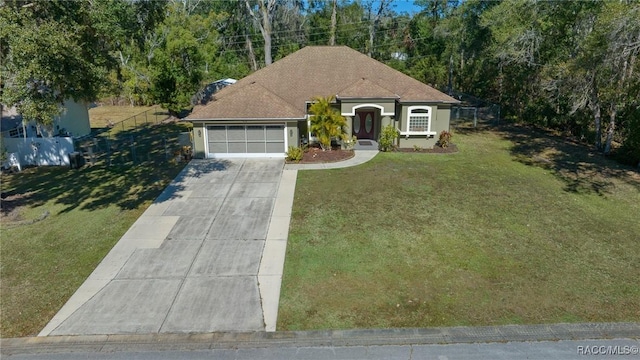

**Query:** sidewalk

left=284, top=150, right=379, bottom=170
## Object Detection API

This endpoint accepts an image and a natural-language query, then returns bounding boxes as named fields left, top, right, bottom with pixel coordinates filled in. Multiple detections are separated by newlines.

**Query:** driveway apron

left=41, top=158, right=291, bottom=335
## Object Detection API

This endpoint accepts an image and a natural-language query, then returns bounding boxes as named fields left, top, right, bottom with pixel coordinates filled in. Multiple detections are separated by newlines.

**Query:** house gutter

left=399, top=100, right=461, bottom=105
left=335, top=96, right=400, bottom=101
left=185, top=117, right=306, bottom=122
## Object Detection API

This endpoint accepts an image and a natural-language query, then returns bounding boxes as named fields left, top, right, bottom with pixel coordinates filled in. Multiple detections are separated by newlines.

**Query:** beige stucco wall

left=397, top=104, right=452, bottom=149
left=344, top=116, right=352, bottom=135
left=436, top=106, right=451, bottom=131
left=192, top=122, right=207, bottom=158
left=380, top=115, right=393, bottom=128
left=339, top=100, right=395, bottom=116
left=286, top=121, right=298, bottom=148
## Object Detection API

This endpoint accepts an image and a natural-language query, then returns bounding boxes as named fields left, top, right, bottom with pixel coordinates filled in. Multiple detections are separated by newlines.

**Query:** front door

left=353, top=111, right=375, bottom=139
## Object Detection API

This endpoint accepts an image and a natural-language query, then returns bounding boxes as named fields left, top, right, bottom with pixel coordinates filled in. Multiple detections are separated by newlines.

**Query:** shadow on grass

left=497, top=124, right=640, bottom=196
left=452, top=122, right=496, bottom=136
left=0, top=122, right=233, bottom=216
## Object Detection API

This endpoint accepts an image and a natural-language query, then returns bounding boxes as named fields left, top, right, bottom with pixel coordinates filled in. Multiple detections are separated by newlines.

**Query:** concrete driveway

left=40, top=158, right=296, bottom=335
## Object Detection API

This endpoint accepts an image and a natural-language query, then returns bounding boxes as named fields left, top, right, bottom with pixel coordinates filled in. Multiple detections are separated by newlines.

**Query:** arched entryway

left=342, top=103, right=395, bottom=141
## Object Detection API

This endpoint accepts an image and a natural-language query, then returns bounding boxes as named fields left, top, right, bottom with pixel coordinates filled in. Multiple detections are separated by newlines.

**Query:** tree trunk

left=244, top=0, right=275, bottom=66
left=590, top=90, right=602, bottom=151
left=259, top=0, right=272, bottom=65
left=366, top=0, right=389, bottom=58
left=603, top=103, right=616, bottom=155
left=498, top=65, right=503, bottom=104
left=368, top=22, right=375, bottom=57
left=245, top=32, right=258, bottom=71
left=329, top=0, right=337, bottom=46
left=447, top=54, right=453, bottom=95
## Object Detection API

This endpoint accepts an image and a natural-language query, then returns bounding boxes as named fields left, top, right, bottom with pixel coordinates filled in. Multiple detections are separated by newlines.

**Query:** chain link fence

left=449, top=91, right=501, bottom=129
left=73, top=107, right=192, bottom=167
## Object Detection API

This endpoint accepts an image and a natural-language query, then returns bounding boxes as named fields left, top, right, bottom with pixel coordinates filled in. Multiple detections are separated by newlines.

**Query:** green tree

left=404, top=0, right=456, bottom=88
left=115, top=1, right=225, bottom=112
left=0, top=0, right=166, bottom=117
left=148, top=5, right=204, bottom=115
left=435, top=0, right=496, bottom=96
left=309, top=95, right=347, bottom=151
left=594, top=1, right=640, bottom=154
left=309, top=1, right=369, bottom=50
left=0, top=1, right=115, bottom=125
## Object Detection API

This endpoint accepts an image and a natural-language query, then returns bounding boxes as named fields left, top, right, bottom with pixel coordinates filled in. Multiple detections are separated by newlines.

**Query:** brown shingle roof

left=187, top=46, right=458, bottom=120
left=187, top=82, right=303, bottom=119
left=337, top=78, right=399, bottom=99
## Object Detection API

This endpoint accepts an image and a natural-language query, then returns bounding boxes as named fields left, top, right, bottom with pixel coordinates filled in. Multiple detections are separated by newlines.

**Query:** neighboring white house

left=1, top=99, right=92, bottom=169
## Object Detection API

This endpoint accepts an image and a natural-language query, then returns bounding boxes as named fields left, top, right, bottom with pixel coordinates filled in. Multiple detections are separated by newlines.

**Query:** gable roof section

left=187, top=82, right=303, bottom=119
left=337, top=78, right=399, bottom=99
left=187, top=46, right=458, bottom=120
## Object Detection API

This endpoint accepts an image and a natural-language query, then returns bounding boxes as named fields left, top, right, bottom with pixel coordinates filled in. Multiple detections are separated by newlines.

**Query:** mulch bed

left=289, top=147, right=355, bottom=164
left=395, top=144, right=459, bottom=154
left=286, top=144, right=457, bottom=164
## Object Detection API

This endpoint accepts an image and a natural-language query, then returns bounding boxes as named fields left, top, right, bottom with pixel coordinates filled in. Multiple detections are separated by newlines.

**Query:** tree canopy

left=1, top=0, right=638, bottom=164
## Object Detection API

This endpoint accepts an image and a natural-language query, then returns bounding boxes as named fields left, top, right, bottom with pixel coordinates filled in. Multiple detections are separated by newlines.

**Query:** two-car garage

left=206, top=125, right=286, bottom=158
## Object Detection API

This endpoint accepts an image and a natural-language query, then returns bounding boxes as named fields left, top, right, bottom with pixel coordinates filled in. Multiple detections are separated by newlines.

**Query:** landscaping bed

left=289, top=147, right=355, bottom=164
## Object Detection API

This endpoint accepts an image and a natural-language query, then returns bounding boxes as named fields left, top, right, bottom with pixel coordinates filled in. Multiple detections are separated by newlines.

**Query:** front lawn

left=0, top=121, right=190, bottom=337
left=278, top=127, right=640, bottom=330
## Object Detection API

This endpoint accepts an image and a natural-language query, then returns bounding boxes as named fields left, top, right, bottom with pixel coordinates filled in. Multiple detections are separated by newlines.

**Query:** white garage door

left=207, top=125, right=285, bottom=157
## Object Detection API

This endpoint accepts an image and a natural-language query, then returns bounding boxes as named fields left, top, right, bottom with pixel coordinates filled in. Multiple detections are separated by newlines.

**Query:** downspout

left=306, top=114, right=311, bottom=144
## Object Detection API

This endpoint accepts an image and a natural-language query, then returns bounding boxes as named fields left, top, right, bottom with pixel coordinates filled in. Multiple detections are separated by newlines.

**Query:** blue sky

left=390, top=0, right=422, bottom=15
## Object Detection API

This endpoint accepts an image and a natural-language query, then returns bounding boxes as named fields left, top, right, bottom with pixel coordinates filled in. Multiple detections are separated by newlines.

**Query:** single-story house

left=186, top=46, right=460, bottom=158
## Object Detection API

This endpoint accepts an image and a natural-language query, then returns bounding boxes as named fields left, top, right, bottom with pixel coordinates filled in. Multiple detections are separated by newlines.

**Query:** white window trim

left=341, top=103, right=394, bottom=116
left=400, top=105, right=436, bottom=137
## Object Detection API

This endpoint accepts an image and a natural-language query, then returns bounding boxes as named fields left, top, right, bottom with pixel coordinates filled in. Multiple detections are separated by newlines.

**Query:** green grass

left=88, top=105, right=169, bottom=135
left=0, top=119, right=190, bottom=337
left=89, top=105, right=156, bottom=128
left=278, top=126, right=640, bottom=330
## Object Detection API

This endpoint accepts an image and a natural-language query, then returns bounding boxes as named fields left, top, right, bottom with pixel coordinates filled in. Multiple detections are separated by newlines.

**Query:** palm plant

left=309, top=95, right=347, bottom=151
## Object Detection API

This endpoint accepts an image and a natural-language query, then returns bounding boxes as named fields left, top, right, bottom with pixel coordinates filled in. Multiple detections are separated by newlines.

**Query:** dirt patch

left=289, top=147, right=355, bottom=164
left=0, top=191, right=50, bottom=227
left=396, top=144, right=459, bottom=154
left=1, top=191, right=31, bottom=219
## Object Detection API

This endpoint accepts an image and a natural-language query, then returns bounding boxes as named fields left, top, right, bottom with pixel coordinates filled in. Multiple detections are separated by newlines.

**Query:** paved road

left=4, top=338, right=639, bottom=359
left=7, top=323, right=637, bottom=359
left=40, top=159, right=295, bottom=335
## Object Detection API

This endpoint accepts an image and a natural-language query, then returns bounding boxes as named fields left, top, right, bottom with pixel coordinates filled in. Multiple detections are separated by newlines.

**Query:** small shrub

left=341, top=133, right=357, bottom=150
left=378, top=124, right=399, bottom=152
left=413, top=144, right=422, bottom=152
left=286, top=146, right=304, bottom=162
left=438, top=130, right=452, bottom=148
